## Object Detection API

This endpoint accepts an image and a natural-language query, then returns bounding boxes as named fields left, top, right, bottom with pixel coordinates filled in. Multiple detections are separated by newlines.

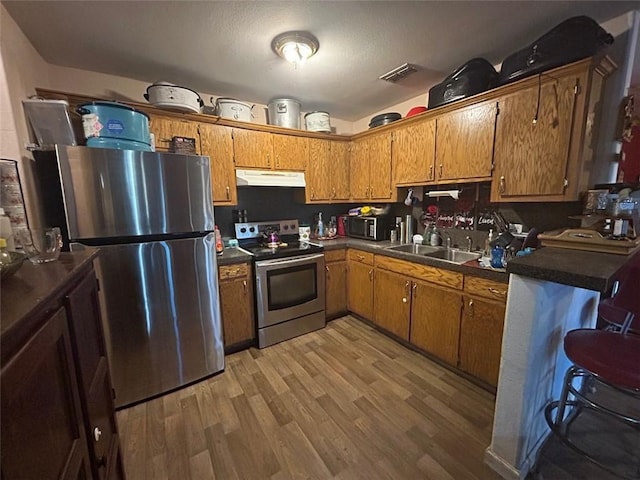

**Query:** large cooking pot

left=213, top=97, right=253, bottom=122
left=77, top=101, right=152, bottom=151
left=268, top=98, right=301, bottom=129
left=369, top=112, right=402, bottom=128
left=144, top=82, right=204, bottom=113
left=304, top=111, right=331, bottom=133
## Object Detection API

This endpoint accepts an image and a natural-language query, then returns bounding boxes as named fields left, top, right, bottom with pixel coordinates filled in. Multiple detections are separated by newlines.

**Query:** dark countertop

left=1, top=248, right=98, bottom=353
left=507, top=247, right=638, bottom=293
left=216, top=246, right=253, bottom=265
left=315, top=237, right=509, bottom=283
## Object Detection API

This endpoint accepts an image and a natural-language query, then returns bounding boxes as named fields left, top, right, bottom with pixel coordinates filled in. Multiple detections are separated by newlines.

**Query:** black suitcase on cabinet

left=427, top=58, right=498, bottom=109
left=498, top=16, right=613, bottom=85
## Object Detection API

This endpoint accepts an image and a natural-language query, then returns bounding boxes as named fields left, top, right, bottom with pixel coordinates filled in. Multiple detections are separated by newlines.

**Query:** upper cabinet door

left=306, top=138, right=332, bottom=202
left=272, top=134, right=309, bottom=171
left=199, top=123, right=237, bottom=205
left=393, top=118, right=436, bottom=185
left=233, top=129, right=273, bottom=168
left=330, top=141, right=351, bottom=201
left=435, top=102, right=496, bottom=182
left=491, top=74, right=577, bottom=200
left=368, top=133, right=393, bottom=201
left=148, top=115, right=201, bottom=154
left=350, top=139, right=370, bottom=201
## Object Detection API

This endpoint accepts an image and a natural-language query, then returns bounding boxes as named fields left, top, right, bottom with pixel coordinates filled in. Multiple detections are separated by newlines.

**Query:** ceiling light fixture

left=272, top=31, right=319, bottom=67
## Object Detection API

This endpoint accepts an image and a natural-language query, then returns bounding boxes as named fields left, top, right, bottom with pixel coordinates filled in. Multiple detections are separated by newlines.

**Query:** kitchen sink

left=423, top=249, right=481, bottom=264
left=386, top=244, right=443, bottom=255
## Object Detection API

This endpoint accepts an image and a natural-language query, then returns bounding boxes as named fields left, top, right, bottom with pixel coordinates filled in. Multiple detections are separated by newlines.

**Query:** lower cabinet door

left=459, top=295, right=506, bottom=386
left=220, top=275, right=255, bottom=349
left=373, top=269, right=410, bottom=340
left=410, top=281, right=463, bottom=366
left=1, top=308, right=91, bottom=480
left=347, top=260, right=374, bottom=320
left=326, top=260, right=347, bottom=318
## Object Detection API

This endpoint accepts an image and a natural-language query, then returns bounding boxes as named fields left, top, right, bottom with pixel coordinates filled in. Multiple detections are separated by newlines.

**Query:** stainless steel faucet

left=443, top=232, right=452, bottom=250
left=466, top=236, right=473, bottom=252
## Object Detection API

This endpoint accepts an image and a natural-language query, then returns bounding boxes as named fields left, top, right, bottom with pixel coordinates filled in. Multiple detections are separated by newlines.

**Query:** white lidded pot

left=267, top=98, right=301, bottom=129
left=213, top=97, right=253, bottom=122
left=304, top=111, right=331, bottom=133
left=144, top=82, right=204, bottom=113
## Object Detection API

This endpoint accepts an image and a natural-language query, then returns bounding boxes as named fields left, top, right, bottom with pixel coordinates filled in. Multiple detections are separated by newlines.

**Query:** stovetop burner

left=235, top=219, right=324, bottom=260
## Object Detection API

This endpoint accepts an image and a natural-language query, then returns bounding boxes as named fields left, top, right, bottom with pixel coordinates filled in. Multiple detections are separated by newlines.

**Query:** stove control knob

left=290, top=223, right=296, bottom=230
left=249, top=227, right=255, bottom=233
left=240, top=227, right=247, bottom=233
left=282, top=224, right=289, bottom=231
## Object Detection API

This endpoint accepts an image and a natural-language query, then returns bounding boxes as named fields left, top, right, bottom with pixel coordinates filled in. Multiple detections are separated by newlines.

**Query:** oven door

left=255, top=253, right=325, bottom=328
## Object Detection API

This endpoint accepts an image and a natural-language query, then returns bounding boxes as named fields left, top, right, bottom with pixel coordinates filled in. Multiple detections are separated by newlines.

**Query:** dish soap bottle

left=316, top=212, right=324, bottom=238
left=484, top=228, right=495, bottom=257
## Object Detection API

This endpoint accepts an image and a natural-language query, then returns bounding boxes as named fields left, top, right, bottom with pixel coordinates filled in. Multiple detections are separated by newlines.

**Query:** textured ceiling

left=3, top=1, right=638, bottom=121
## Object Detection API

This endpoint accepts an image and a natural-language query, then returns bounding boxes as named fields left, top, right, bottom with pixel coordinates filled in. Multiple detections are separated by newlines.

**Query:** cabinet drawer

left=464, top=276, right=508, bottom=302
left=325, top=249, right=346, bottom=263
left=375, top=255, right=463, bottom=290
left=219, top=263, right=250, bottom=280
left=347, top=249, right=374, bottom=265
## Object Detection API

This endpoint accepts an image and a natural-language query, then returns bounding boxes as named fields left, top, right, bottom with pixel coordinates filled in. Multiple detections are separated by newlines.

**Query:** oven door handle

left=256, top=253, right=324, bottom=267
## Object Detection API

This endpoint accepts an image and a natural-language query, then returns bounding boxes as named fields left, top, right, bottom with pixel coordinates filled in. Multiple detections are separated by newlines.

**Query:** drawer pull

left=488, top=287, right=506, bottom=297
left=243, top=280, right=247, bottom=292
left=467, top=299, right=474, bottom=317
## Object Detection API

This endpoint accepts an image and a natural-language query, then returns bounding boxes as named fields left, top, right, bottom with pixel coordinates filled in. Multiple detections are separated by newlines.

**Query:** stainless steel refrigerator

left=34, top=145, right=224, bottom=408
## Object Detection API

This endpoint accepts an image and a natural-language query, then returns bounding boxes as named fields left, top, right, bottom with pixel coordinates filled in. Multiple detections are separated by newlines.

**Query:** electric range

left=234, top=219, right=324, bottom=259
left=234, top=219, right=326, bottom=348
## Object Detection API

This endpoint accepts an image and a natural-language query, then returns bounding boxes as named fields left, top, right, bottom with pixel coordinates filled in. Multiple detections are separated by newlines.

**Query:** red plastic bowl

left=406, top=106, right=427, bottom=117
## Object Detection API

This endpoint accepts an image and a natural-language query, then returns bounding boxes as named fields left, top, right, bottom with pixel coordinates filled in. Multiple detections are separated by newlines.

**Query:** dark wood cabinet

left=1, top=250, right=125, bottom=480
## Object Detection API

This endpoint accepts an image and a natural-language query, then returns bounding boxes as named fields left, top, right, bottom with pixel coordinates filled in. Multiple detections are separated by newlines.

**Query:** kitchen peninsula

left=485, top=247, right=638, bottom=480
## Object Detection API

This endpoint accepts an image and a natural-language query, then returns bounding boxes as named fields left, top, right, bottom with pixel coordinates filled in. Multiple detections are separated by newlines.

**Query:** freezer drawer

left=73, top=235, right=224, bottom=407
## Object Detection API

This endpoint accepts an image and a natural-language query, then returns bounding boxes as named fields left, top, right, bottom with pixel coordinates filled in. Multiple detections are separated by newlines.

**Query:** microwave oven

left=347, top=215, right=392, bottom=241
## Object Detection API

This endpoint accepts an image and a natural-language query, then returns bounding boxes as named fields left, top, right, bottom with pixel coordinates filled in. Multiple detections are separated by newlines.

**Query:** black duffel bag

left=427, top=58, right=498, bottom=110
left=498, top=16, right=613, bottom=85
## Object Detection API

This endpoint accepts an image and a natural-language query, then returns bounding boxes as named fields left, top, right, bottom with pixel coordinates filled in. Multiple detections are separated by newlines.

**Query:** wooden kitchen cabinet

left=273, top=133, right=309, bottom=171
left=459, top=276, right=508, bottom=387
left=199, top=123, right=238, bottom=205
left=392, top=118, right=436, bottom=185
left=435, top=101, right=496, bottom=183
left=1, top=307, right=92, bottom=480
left=491, top=56, right=615, bottom=202
left=325, top=249, right=348, bottom=318
left=373, top=268, right=411, bottom=340
left=306, top=139, right=351, bottom=203
left=148, top=114, right=201, bottom=154
left=233, top=128, right=273, bottom=168
left=350, top=133, right=394, bottom=202
left=410, top=280, right=463, bottom=366
left=218, top=262, right=255, bottom=352
left=347, top=249, right=375, bottom=321
left=1, top=251, right=125, bottom=480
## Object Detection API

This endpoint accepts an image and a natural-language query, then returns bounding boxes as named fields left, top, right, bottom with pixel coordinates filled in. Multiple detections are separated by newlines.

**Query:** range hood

left=235, top=169, right=306, bottom=187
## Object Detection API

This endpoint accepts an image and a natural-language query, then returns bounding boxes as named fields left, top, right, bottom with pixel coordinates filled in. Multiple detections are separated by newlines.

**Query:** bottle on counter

left=0, top=208, right=15, bottom=251
left=0, top=238, right=12, bottom=268
left=214, top=225, right=224, bottom=254
left=317, top=212, right=324, bottom=238
left=484, top=228, right=495, bottom=257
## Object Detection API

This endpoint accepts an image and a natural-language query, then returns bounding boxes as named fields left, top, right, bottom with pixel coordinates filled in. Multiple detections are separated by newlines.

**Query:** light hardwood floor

left=117, top=315, right=501, bottom=480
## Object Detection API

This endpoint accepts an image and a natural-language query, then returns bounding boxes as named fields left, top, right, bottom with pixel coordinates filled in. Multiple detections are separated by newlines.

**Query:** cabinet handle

left=429, top=164, right=434, bottom=179
left=368, top=269, right=373, bottom=280
left=405, top=281, right=411, bottom=298
left=276, top=155, right=280, bottom=168
left=225, top=186, right=230, bottom=200
left=242, top=280, right=247, bottom=292
left=467, top=299, right=474, bottom=317
left=488, top=287, right=506, bottom=297
left=439, top=164, right=443, bottom=177
left=311, top=190, right=316, bottom=200
left=266, top=153, right=271, bottom=167
left=93, top=427, right=102, bottom=442
left=499, top=176, right=506, bottom=194
left=412, top=283, right=417, bottom=297
left=325, top=266, right=330, bottom=272
left=332, top=187, right=336, bottom=199
left=357, top=254, right=364, bottom=261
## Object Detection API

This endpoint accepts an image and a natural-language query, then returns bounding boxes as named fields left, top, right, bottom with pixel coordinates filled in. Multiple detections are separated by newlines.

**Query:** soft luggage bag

left=498, top=16, right=613, bottom=85
left=427, top=58, right=498, bottom=109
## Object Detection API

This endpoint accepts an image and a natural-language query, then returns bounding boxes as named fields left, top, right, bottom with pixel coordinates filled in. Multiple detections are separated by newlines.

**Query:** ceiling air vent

left=379, top=63, right=418, bottom=83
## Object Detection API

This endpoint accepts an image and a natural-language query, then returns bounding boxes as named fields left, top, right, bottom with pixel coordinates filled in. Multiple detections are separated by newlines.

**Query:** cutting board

left=538, top=228, right=640, bottom=255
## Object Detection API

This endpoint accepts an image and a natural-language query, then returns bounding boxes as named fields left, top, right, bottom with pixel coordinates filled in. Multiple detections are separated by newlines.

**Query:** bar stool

left=544, top=327, right=640, bottom=478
